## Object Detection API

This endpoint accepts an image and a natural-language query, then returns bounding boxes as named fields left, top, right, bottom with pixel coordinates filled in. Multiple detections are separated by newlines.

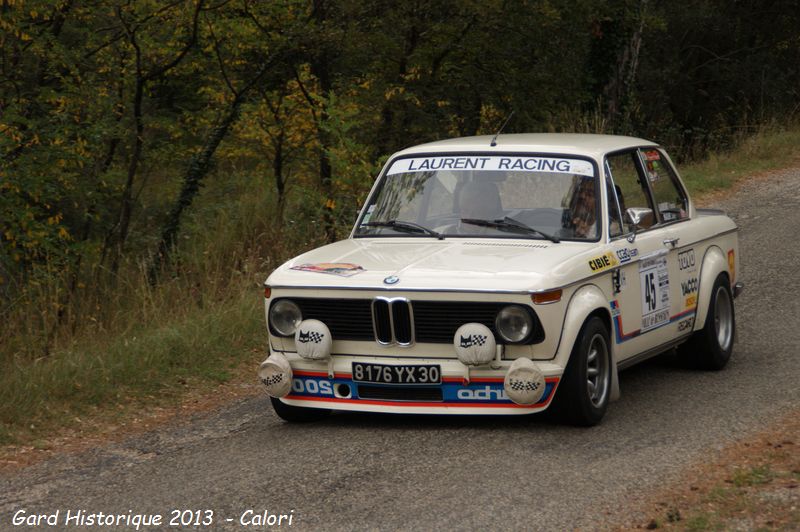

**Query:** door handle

left=663, top=237, right=679, bottom=247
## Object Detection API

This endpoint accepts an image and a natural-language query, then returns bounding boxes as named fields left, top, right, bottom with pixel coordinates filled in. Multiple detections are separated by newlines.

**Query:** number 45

left=644, top=272, right=656, bottom=312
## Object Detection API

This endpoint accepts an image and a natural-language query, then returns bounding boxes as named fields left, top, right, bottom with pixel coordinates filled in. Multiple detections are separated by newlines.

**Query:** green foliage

left=0, top=0, right=799, bottom=442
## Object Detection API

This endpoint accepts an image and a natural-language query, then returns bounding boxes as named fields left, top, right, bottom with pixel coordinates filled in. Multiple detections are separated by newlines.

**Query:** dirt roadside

left=620, top=410, right=800, bottom=531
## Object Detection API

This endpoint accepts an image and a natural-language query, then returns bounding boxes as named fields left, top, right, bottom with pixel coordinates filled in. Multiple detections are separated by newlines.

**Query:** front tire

left=552, top=316, right=611, bottom=426
left=679, top=273, right=735, bottom=370
left=270, top=397, right=331, bottom=423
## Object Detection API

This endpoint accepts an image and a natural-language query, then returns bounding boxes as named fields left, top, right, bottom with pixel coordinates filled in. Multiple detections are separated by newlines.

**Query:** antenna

left=490, top=111, right=514, bottom=147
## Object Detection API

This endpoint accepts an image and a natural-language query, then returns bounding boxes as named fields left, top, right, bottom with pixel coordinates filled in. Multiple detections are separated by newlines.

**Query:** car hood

left=267, top=238, right=595, bottom=292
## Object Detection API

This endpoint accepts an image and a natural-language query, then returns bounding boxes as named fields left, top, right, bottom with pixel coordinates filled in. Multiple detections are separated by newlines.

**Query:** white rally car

left=259, top=134, right=742, bottom=425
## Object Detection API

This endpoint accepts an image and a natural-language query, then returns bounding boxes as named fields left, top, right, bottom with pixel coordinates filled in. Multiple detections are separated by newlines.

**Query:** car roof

left=393, top=133, right=659, bottom=158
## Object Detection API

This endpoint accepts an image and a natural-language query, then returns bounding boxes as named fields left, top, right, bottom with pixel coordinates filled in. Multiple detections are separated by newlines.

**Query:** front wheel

left=270, top=397, right=331, bottom=423
left=678, top=274, right=735, bottom=370
left=552, top=316, right=611, bottom=426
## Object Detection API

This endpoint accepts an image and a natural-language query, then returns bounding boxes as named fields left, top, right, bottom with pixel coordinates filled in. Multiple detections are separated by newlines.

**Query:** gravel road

left=2, top=169, right=799, bottom=531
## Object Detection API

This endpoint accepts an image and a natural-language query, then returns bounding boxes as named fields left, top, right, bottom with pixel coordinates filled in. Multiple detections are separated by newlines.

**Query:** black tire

left=270, top=397, right=331, bottom=422
left=552, top=316, right=612, bottom=426
left=678, top=274, right=735, bottom=370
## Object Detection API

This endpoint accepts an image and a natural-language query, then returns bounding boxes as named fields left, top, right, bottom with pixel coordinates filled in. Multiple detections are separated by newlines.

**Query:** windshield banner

left=387, top=156, right=594, bottom=177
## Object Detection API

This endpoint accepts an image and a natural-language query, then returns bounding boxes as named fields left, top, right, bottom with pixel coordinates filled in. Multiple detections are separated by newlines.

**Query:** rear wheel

left=270, top=397, right=331, bottom=422
left=552, top=316, right=611, bottom=426
left=679, top=273, right=735, bottom=370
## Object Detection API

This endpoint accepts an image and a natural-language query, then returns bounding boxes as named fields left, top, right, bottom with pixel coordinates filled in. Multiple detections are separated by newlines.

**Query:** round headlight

left=270, top=299, right=302, bottom=336
left=495, top=305, right=533, bottom=343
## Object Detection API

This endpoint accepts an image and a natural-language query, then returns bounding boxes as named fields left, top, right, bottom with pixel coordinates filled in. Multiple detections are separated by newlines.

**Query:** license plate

left=352, top=362, right=441, bottom=385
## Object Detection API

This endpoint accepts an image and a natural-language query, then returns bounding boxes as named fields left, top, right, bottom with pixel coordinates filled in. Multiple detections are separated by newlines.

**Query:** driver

left=568, top=176, right=597, bottom=238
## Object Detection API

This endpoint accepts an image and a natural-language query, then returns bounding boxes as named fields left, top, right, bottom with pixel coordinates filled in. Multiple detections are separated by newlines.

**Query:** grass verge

left=0, top=290, right=264, bottom=447
left=678, top=126, right=800, bottom=196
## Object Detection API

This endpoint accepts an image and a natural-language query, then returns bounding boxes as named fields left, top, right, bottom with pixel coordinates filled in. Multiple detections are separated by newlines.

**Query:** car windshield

left=354, top=154, right=599, bottom=241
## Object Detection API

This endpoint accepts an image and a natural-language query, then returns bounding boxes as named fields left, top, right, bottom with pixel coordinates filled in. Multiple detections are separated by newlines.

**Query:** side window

left=605, top=173, right=623, bottom=237
left=606, top=151, right=654, bottom=234
left=640, top=149, right=689, bottom=223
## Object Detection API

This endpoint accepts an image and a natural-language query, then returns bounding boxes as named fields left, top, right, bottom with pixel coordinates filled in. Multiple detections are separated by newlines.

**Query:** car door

left=637, top=148, right=696, bottom=340
left=603, top=149, right=679, bottom=363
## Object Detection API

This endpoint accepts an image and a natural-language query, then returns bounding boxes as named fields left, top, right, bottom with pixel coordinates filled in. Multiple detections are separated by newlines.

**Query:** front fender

left=694, top=245, right=729, bottom=330
left=555, top=284, right=620, bottom=401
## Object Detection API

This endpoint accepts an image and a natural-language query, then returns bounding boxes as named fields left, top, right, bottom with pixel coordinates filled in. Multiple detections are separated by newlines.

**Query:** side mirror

left=625, top=207, right=654, bottom=242
left=626, top=207, right=653, bottom=228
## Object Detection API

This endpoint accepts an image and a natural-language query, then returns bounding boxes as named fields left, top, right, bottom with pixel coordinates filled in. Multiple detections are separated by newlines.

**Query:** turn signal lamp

left=264, top=285, right=272, bottom=299
left=532, top=289, right=562, bottom=305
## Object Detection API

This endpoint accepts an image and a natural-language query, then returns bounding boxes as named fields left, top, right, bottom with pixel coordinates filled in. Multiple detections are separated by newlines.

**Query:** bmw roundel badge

left=383, top=275, right=400, bottom=285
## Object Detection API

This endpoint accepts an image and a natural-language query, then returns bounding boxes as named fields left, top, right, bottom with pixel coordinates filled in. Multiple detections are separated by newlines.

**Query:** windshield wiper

left=460, top=216, right=560, bottom=243
left=361, top=220, right=444, bottom=240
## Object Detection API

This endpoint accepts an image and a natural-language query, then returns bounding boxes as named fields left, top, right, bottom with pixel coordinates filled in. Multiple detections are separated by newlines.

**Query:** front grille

left=391, top=300, right=413, bottom=345
left=285, top=298, right=373, bottom=341
left=371, top=299, right=392, bottom=343
left=269, top=298, right=543, bottom=345
left=357, top=385, right=443, bottom=402
left=370, top=297, right=414, bottom=345
left=413, top=301, right=504, bottom=343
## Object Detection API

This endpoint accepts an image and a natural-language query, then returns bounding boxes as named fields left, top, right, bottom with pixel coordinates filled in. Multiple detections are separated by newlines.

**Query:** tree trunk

left=147, top=95, right=245, bottom=285
left=112, top=75, right=144, bottom=273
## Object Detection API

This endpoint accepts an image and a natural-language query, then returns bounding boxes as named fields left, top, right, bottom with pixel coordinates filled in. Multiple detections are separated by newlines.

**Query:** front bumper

left=269, top=353, right=562, bottom=416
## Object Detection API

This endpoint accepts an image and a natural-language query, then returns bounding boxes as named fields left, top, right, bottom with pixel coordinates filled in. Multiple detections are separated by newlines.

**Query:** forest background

left=1, top=0, right=799, bottom=445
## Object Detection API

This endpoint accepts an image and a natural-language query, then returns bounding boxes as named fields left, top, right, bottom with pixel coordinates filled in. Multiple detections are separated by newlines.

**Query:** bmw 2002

left=259, top=133, right=742, bottom=426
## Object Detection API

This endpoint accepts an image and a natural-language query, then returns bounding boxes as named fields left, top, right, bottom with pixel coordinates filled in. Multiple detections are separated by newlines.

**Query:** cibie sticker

left=639, top=252, right=670, bottom=332
left=387, top=156, right=594, bottom=177
left=290, top=263, right=365, bottom=277
left=588, top=252, right=619, bottom=272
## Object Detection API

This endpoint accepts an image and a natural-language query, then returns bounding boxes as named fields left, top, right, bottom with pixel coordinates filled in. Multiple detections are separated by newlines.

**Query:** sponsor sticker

left=616, top=247, right=639, bottom=264
left=681, top=277, right=698, bottom=296
left=290, top=262, right=365, bottom=277
left=387, top=156, right=594, bottom=177
left=640, top=254, right=670, bottom=332
left=589, top=252, right=619, bottom=272
left=685, top=294, right=697, bottom=308
left=677, top=316, right=695, bottom=332
left=678, top=248, right=696, bottom=271
left=643, top=150, right=661, bottom=161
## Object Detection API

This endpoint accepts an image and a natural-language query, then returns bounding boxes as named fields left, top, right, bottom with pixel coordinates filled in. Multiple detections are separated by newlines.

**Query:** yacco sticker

left=290, top=263, right=365, bottom=277
left=728, top=249, right=736, bottom=282
left=387, top=156, right=594, bottom=177
left=589, top=252, right=619, bottom=272
left=680, top=277, right=698, bottom=296
left=640, top=254, right=670, bottom=332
